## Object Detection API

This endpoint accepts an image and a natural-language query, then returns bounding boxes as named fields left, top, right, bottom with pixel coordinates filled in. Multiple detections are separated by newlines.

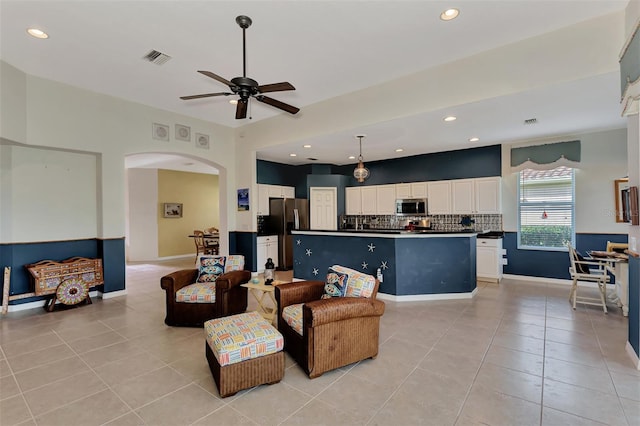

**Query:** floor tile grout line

left=0, top=342, right=38, bottom=424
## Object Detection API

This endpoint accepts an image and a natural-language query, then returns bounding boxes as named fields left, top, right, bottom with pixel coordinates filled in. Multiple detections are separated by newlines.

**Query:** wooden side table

left=241, top=279, right=284, bottom=325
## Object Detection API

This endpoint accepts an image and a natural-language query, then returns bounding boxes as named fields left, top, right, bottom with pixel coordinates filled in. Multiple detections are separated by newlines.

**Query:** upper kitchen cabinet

left=257, top=184, right=296, bottom=215
left=396, top=182, right=428, bottom=199
left=345, top=186, right=377, bottom=214
left=376, top=185, right=396, bottom=215
left=256, top=184, right=270, bottom=215
left=451, top=179, right=475, bottom=214
left=452, top=177, right=502, bottom=214
left=267, top=184, right=295, bottom=199
left=427, top=181, right=452, bottom=214
left=474, top=177, right=501, bottom=214
left=345, top=187, right=362, bottom=215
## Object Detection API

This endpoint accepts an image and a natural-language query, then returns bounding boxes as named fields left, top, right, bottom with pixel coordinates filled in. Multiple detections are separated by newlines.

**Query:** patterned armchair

left=275, top=265, right=385, bottom=378
left=160, top=255, right=250, bottom=327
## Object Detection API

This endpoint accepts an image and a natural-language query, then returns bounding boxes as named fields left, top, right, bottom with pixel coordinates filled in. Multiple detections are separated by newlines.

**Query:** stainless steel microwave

left=395, top=199, right=428, bottom=216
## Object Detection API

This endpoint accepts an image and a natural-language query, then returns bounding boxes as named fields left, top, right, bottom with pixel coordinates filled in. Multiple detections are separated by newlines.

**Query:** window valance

left=511, top=140, right=580, bottom=172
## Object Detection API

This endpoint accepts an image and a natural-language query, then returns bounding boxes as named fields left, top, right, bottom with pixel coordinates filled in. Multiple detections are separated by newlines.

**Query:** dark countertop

left=304, top=228, right=478, bottom=235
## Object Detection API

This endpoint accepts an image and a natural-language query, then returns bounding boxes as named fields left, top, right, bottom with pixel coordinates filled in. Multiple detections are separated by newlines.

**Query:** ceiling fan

left=180, top=15, right=299, bottom=119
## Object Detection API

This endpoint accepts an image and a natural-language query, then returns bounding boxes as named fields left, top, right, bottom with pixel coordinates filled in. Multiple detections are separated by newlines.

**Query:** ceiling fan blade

left=257, top=82, right=296, bottom=93
left=256, top=96, right=300, bottom=115
left=180, top=92, right=232, bottom=100
left=236, top=99, right=248, bottom=119
left=197, top=70, right=233, bottom=87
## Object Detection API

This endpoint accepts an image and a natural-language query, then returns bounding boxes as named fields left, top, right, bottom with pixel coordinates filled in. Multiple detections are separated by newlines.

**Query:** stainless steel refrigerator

left=268, top=198, right=309, bottom=270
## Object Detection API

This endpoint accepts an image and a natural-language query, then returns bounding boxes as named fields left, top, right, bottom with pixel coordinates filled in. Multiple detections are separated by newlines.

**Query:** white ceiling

left=0, top=0, right=629, bottom=170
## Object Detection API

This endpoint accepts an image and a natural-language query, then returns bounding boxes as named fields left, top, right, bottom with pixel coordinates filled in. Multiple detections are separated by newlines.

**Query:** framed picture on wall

left=237, top=188, right=249, bottom=211
left=163, top=203, right=183, bottom=218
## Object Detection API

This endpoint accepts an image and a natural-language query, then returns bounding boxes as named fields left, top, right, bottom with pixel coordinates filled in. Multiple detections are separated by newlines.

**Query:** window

left=518, top=166, right=575, bottom=250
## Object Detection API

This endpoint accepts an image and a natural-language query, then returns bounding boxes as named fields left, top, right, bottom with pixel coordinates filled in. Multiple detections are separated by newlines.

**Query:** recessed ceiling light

left=395, top=148, right=404, bottom=152
left=469, top=137, right=480, bottom=142
left=289, top=153, right=297, bottom=157
left=440, top=8, right=459, bottom=21
left=27, top=28, right=48, bottom=39
left=303, top=144, right=311, bottom=148
left=443, top=116, right=457, bottom=122
left=229, top=99, right=238, bottom=105
left=348, top=155, right=356, bottom=160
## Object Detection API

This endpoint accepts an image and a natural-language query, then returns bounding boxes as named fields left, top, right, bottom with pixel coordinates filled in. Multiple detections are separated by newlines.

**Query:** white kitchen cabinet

left=361, top=187, right=377, bottom=214
left=452, top=179, right=475, bottom=214
left=476, top=238, right=503, bottom=282
left=475, top=177, right=501, bottom=214
left=396, top=182, right=427, bottom=199
left=256, top=184, right=270, bottom=215
left=266, top=184, right=295, bottom=199
left=451, top=177, right=502, bottom=215
left=345, top=187, right=362, bottom=215
left=427, top=181, right=452, bottom=214
left=257, top=235, right=279, bottom=272
left=376, top=185, right=397, bottom=214
left=345, top=186, right=378, bottom=215
left=257, top=184, right=295, bottom=215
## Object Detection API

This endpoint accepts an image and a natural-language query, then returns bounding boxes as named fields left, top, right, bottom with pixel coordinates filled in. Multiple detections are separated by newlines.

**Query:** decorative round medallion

left=56, top=278, right=89, bottom=305
left=156, top=126, right=168, bottom=138
left=178, top=127, right=189, bottom=138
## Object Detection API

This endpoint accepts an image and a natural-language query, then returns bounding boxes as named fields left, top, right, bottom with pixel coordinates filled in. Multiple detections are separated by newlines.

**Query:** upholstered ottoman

left=204, top=311, right=284, bottom=397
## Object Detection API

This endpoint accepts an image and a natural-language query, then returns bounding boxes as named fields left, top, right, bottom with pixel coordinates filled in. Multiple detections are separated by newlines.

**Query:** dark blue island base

left=292, top=231, right=477, bottom=301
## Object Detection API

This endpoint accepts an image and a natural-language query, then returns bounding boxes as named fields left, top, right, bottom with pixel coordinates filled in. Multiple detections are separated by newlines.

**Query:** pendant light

left=353, top=134, right=370, bottom=183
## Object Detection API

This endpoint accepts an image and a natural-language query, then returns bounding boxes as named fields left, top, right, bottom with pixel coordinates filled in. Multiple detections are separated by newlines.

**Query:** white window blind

left=518, top=166, right=575, bottom=249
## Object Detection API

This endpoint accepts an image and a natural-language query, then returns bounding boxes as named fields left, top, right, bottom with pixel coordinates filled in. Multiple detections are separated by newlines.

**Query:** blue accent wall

left=293, top=233, right=476, bottom=296
left=231, top=232, right=257, bottom=272
left=629, top=255, right=639, bottom=357
left=0, top=238, right=125, bottom=305
left=257, top=145, right=502, bottom=194
left=503, top=232, right=628, bottom=279
left=333, top=144, right=502, bottom=186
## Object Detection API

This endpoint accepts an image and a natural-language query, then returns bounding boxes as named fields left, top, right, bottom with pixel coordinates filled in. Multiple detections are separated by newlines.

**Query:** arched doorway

left=124, top=152, right=225, bottom=262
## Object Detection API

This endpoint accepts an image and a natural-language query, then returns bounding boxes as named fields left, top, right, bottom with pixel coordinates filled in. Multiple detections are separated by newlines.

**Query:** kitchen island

left=291, top=230, right=477, bottom=300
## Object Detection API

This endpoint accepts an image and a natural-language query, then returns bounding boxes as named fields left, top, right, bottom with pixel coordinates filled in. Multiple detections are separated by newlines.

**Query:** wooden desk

left=241, top=279, right=285, bottom=325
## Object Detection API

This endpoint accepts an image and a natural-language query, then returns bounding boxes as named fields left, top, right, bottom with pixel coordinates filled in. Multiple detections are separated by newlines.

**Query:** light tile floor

left=1, top=258, right=639, bottom=425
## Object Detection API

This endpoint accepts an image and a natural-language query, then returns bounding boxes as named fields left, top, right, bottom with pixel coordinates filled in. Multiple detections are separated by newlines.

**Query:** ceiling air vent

left=143, top=50, right=172, bottom=65
left=524, top=118, right=537, bottom=125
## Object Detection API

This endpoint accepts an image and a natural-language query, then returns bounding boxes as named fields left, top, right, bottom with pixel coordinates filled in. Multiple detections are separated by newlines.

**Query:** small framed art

left=163, top=203, right=183, bottom=218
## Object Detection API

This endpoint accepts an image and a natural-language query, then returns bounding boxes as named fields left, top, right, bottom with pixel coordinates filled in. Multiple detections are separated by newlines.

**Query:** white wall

left=501, top=127, right=628, bottom=234
left=0, top=144, right=98, bottom=242
left=126, top=168, right=158, bottom=261
left=0, top=62, right=238, bottom=249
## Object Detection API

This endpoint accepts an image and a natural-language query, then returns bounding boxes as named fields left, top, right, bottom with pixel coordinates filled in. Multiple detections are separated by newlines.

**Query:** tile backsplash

left=341, top=214, right=502, bottom=232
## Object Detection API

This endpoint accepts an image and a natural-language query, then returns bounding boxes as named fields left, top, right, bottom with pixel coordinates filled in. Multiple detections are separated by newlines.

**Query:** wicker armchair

left=160, top=255, right=250, bottom=327
left=275, top=267, right=385, bottom=379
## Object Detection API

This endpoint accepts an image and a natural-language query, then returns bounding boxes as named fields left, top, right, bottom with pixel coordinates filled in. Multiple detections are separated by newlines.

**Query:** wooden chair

left=567, top=243, right=609, bottom=313
left=193, top=230, right=213, bottom=260
left=203, top=227, right=220, bottom=255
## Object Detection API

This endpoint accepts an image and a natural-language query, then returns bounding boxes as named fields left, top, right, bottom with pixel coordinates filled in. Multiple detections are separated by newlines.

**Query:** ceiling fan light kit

left=180, top=15, right=299, bottom=119
left=353, top=134, right=370, bottom=183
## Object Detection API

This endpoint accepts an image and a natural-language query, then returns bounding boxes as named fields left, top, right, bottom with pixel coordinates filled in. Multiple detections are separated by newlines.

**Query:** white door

left=310, top=187, right=337, bottom=230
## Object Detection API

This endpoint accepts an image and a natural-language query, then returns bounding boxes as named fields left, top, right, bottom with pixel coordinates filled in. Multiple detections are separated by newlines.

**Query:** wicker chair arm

left=160, top=269, right=199, bottom=293
left=275, top=280, right=325, bottom=308
left=304, top=297, right=385, bottom=327
left=215, top=270, right=251, bottom=290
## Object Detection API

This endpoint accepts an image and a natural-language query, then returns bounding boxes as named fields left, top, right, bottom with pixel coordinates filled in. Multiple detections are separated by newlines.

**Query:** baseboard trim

left=4, top=290, right=100, bottom=313
left=99, top=289, right=127, bottom=299
left=377, top=288, right=477, bottom=302
left=625, top=342, right=640, bottom=370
